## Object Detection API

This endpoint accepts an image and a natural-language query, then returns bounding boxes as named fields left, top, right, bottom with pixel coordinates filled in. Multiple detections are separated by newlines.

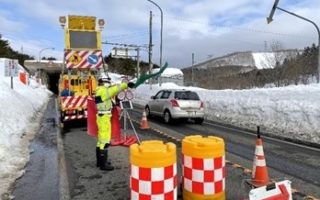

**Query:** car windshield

left=174, top=91, right=200, bottom=100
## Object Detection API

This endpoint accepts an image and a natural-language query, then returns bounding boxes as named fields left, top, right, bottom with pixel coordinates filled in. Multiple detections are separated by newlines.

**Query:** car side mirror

left=151, top=96, right=155, bottom=99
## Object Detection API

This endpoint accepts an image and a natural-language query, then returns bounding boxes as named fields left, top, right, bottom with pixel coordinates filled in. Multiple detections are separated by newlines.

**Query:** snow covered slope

left=133, top=83, right=320, bottom=145
left=190, top=50, right=299, bottom=70
left=0, top=78, right=51, bottom=197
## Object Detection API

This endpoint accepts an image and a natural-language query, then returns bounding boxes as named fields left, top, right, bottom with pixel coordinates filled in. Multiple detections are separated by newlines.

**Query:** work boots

left=96, top=147, right=112, bottom=168
left=99, top=148, right=114, bottom=171
left=96, top=147, right=101, bottom=167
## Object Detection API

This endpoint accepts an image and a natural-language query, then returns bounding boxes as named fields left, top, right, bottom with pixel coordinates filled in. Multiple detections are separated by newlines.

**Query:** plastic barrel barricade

left=182, top=135, right=226, bottom=200
left=130, top=140, right=177, bottom=200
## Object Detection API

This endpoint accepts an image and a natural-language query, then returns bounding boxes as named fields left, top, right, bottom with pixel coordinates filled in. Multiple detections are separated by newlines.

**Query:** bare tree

left=264, top=40, right=299, bottom=87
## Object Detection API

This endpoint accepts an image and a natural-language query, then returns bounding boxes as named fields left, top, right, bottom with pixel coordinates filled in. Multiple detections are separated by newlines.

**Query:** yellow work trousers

left=96, top=114, right=112, bottom=150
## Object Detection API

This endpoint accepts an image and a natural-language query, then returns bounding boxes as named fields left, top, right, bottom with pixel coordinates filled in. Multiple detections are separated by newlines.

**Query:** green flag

left=134, top=62, right=168, bottom=88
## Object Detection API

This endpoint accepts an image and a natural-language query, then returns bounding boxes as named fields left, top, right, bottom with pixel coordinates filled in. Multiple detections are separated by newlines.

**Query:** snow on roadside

left=133, top=83, right=320, bottom=144
left=0, top=78, right=51, bottom=197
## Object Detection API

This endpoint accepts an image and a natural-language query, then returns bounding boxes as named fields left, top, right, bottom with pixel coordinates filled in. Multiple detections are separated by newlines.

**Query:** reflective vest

left=95, top=83, right=128, bottom=114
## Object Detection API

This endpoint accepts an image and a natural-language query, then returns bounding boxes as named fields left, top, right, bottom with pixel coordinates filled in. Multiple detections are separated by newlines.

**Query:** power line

left=107, top=31, right=149, bottom=39
left=102, top=41, right=148, bottom=49
left=105, top=33, right=149, bottom=43
left=161, top=15, right=315, bottom=40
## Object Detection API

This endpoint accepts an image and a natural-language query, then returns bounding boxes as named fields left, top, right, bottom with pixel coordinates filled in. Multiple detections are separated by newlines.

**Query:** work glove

left=128, top=82, right=135, bottom=88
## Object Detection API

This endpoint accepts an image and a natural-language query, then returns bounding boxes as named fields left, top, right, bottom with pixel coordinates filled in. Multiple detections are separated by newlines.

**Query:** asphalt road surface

left=130, top=107, right=320, bottom=199
left=63, top=107, right=320, bottom=199
left=10, top=100, right=320, bottom=199
left=62, top=118, right=251, bottom=199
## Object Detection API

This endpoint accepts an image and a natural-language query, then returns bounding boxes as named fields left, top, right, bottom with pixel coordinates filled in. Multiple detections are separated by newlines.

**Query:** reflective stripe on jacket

left=95, top=83, right=128, bottom=114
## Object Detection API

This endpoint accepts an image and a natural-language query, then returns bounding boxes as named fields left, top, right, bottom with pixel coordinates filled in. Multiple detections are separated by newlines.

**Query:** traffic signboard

left=87, top=54, right=98, bottom=65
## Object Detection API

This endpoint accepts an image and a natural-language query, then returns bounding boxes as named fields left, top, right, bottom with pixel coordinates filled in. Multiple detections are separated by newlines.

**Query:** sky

left=0, top=70, right=319, bottom=197
left=1, top=0, right=320, bottom=68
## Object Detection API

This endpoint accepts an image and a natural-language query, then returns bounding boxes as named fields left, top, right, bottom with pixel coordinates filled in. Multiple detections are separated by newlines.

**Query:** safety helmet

left=98, top=77, right=111, bottom=84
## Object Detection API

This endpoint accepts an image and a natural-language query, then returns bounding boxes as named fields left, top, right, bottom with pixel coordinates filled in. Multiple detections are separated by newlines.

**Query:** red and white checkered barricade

left=182, top=155, right=225, bottom=195
left=130, top=141, right=177, bottom=200
left=130, top=163, right=178, bottom=199
left=182, top=135, right=226, bottom=200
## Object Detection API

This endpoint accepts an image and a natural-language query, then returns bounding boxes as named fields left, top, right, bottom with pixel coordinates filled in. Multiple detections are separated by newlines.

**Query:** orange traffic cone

left=251, top=126, right=269, bottom=187
left=140, top=110, right=150, bottom=129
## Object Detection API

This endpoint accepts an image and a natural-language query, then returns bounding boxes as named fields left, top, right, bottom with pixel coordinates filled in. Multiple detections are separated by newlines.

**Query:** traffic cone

left=251, top=126, right=269, bottom=187
left=140, top=110, right=150, bottom=129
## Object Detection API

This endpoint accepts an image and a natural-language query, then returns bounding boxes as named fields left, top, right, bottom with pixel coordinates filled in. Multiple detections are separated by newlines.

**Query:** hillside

left=189, top=50, right=299, bottom=70
left=183, top=46, right=317, bottom=89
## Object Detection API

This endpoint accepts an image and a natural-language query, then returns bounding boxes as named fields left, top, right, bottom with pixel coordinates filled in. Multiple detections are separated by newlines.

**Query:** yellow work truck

left=58, top=15, right=105, bottom=125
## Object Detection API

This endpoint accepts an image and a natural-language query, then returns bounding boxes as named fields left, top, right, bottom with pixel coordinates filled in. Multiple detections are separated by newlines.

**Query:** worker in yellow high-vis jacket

left=95, top=78, right=135, bottom=171
left=94, top=62, right=168, bottom=170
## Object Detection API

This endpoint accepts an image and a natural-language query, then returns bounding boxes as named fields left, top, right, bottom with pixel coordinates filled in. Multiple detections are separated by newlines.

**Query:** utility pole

left=146, top=0, right=163, bottom=68
left=136, top=48, right=140, bottom=78
left=149, top=11, right=153, bottom=87
left=264, top=41, right=268, bottom=52
left=192, top=53, right=195, bottom=86
left=102, top=42, right=148, bottom=78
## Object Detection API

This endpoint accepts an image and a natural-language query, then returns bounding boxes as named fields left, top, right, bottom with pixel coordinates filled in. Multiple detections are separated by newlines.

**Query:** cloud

left=0, top=0, right=319, bottom=68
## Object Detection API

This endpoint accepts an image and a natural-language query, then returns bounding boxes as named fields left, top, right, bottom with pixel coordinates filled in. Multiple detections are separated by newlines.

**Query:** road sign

left=87, top=54, right=98, bottom=65
left=69, top=53, right=81, bottom=65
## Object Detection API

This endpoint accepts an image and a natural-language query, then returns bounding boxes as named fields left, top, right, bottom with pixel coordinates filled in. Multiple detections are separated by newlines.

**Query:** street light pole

left=192, top=53, right=195, bottom=86
left=39, top=47, right=55, bottom=62
left=147, top=0, right=163, bottom=68
left=37, top=47, right=55, bottom=85
left=267, top=0, right=320, bottom=83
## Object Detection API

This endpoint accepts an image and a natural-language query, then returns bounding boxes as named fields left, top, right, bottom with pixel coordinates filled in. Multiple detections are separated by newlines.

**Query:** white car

left=145, top=89, right=205, bottom=124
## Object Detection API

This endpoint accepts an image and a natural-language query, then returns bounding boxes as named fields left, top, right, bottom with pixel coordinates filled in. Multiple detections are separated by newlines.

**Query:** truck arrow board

left=267, top=0, right=280, bottom=24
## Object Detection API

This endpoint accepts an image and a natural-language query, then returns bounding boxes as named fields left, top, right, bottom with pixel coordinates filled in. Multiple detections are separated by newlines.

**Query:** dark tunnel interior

left=48, top=73, right=60, bottom=95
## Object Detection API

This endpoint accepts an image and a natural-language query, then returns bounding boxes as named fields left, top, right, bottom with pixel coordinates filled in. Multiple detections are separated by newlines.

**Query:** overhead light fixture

left=98, top=19, right=105, bottom=30
left=59, top=16, right=66, bottom=28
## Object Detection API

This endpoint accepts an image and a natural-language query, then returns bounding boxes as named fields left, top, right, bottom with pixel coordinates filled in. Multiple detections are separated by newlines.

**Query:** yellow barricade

left=130, top=140, right=177, bottom=200
left=182, top=135, right=226, bottom=200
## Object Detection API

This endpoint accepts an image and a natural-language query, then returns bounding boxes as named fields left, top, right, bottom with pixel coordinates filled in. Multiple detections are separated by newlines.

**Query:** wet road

left=12, top=96, right=59, bottom=200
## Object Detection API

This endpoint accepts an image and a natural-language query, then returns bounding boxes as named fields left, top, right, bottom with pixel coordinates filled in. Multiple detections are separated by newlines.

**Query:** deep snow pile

left=0, top=78, right=51, bottom=197
left=133, top=83, right=320, bottom=144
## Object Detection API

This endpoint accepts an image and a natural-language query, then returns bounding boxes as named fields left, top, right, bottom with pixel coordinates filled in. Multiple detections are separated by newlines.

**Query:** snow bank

left=152, top=68, right=183, bottom=77
left=133, top=83, right=320, bottom=144
left=0, top=78, right=51, bottom=197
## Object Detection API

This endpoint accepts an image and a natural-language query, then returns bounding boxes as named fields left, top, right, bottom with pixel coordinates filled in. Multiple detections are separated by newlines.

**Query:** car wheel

left=163, top=110, right=172, bottom=124
left=194, top=118, right=204, bottom=125
left=145, top=106, right=151, bottom=118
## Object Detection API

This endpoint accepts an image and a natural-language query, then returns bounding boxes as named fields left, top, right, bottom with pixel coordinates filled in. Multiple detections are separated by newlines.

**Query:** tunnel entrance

left=47, top=72, right=60, bottom=95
